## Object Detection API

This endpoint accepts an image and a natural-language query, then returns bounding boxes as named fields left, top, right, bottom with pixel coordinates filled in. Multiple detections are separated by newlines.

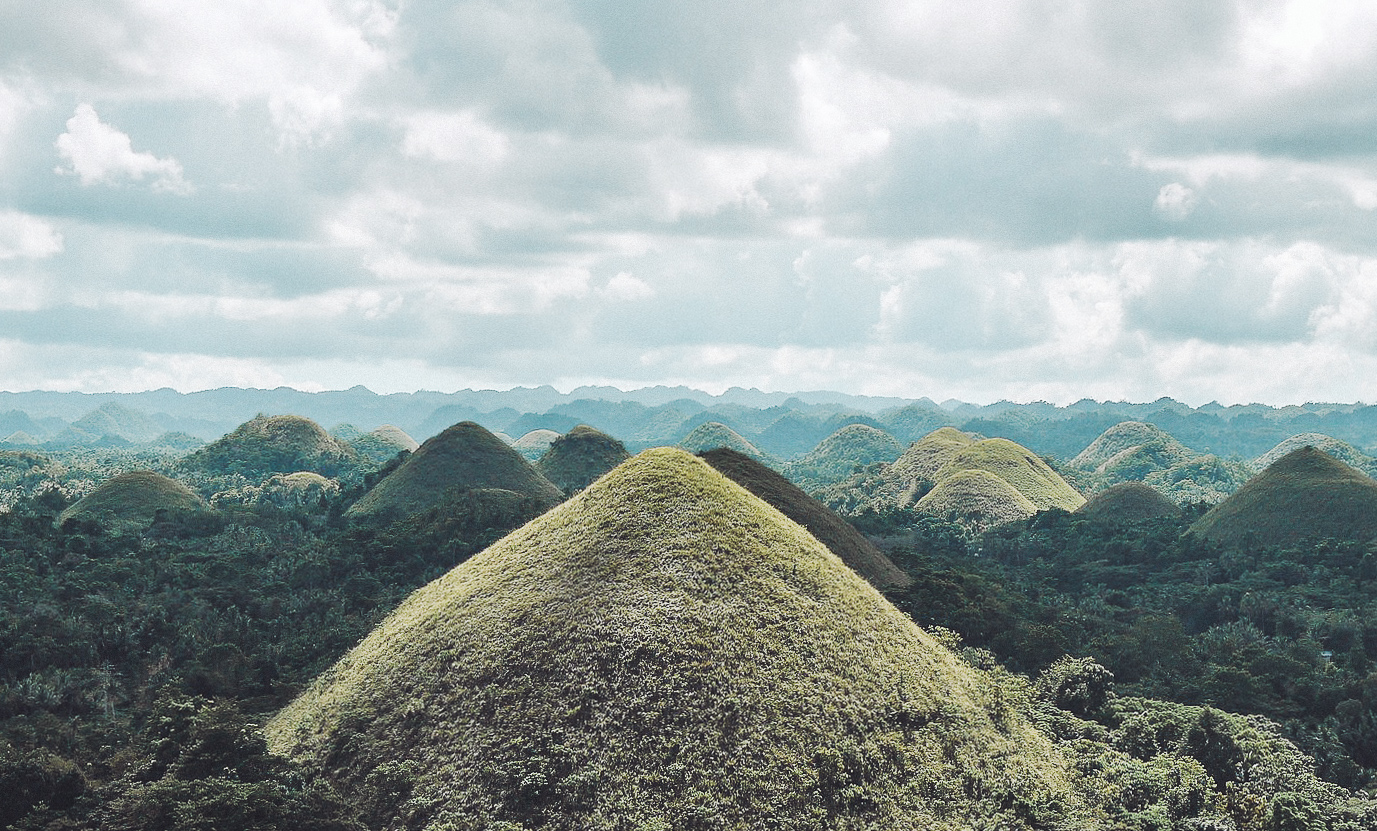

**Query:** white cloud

left=55, top=104, right=192, bottom=194
left=598, top=272, right=654, bottom=301
left=1153, top=182, right=1198, bottom=220
left=401, top=110, right=510, bottom=165
left=0, top=212, right=63, bottom=260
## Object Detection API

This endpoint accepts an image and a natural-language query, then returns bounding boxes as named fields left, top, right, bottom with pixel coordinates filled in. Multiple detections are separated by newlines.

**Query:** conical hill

left=1072, top=422, right=1192, bottom=473
left=935, top=438, right=1085, bottom=512
left=1190, top=446, right=1377, bottom=547
left=700, top=447, right=910, bottom=589
left=346, top=421, right=562, bottom=521
left=784, top=423, right=904, bottom=485
left=182, top=414, right=357, bottom=479
left=268, top=448, right=1083, bottom=829
left=513, top=429, right=560, bottom=460
left=677, top=421, right=769, bottom=462
left=1254, top=433, right=1377, bottom=479
left=349, top=425, right=420, bottom=466
left=915, top=468, right=1038, bottom=531
left=888, top=427, right=977, bottom=488
left=59, top=471, right=210, bottom=530
left=535, top=425, right=630, bottom=494
left=1076, top=482, right=1180, bottom=524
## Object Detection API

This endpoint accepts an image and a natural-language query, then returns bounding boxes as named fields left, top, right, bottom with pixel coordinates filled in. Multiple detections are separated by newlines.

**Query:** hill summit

left=1076, top=482, right=1180, bottom=524
left=535, top=425, right=630, bottom=494
left=59, top=471, right=209, bottom=530
left=677, top=421, right=769, bottom=462
left=268, top=448, right=1083, bottom=829
left=346, top=421, right=562, bottom=521
left=1190, top=446, right=1377, bottom=547
left=182, top=415, right=356, bottom=479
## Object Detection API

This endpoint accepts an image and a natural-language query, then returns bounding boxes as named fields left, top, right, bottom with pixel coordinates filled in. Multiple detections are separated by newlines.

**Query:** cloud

left=55, top=104, right=192, bottom=194
left=598, top=271, right=653, bottom=301
left=0, top=212, right=62, bottom=260
left=1153, top=183, right=1198, bottom=220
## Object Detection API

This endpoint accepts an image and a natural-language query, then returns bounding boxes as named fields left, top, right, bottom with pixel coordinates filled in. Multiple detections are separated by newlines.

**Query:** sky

left=2, top=1, right=1377, bottom=405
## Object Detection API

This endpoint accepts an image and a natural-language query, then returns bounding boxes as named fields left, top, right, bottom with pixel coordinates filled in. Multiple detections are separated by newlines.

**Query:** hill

left=349, top=425, right=420, bottom=466
left=1255, top=433, right=1377, bottom=479
left=346, top=421, right=562, bottom=521
left=699, top=447, right=910, bottom=589
left=1072, top=421, right=1192, bottom=472
left=1143, top=454, right=1255, bottom=505
left=267, top=448, right=1086, bottom=829
left=676, top=421, right=770, bottom=462
left=915, top=468, right=1038, bottom=530
left=1190, top=446, right=1377, bottom=547
left=1075, top=482, right=1180, bottom=524
left=535, top=425, right=630, bottom=495
left=934, top=438, right=1085, bottom=512
left=783, top=423, right=904, bottom=486
left=58, top=471, right=209, bottom=530
left=181, top=414, right=358, bottom=479
left=887, top=427, right=977, bottom=493
left=512, top=428, right=561, bottom=460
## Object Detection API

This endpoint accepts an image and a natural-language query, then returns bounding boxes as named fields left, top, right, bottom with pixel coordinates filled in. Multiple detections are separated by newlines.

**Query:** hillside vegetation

left=57, top=470, right=209, bottom=530
left=181, top=415, right=358, bottom=480
left=535, top=425, right=629, bottom=494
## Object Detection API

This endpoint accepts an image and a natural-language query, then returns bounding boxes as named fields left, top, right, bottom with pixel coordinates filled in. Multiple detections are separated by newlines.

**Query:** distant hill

left=1254, top=433, right=1377, bottom=479
left=67, top=402, right=165, bottom=444
left=348, top=425, right=420, bottom=466
left=512, top=429, right=561, bottom=460
left=700, top=447, right=910, bottom=589
left=783, top=423, right=904, bottom=486
left=1072, top=421, right=1196, bottom=485
left=181, top=414, right=358, bottom=479
left=1142, top=454, right=1254, bottom=506
left=346, top=421, right=562, bottom=521
left=676, top=421, right=770, bottom=462
left=1076, top=482, right=1180, bottom=524
left=535, top=425, right=630, bottom=495
left=58, top=471, right=209, bottom=530
left=1190, top=446, right=1377, bottom=547
left=915, top=469, right=1038, bottom=530
left=268, top=448, right=1086, bottom=828
left=933, top=438, right=1085, bottom=512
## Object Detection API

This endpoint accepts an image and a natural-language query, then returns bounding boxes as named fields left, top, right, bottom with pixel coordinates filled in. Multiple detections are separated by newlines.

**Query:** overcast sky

left=2, top=1, right=1376, bottom=404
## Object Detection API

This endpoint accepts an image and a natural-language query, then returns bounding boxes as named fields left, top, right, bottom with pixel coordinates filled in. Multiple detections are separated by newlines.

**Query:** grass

left=182, top=414, right=358, bottom=479
left=934, top=438, right=1085, bottom=512
left=886, top=427, right=976, bottom=488
left=1190, top=446, right=1377, bottom=547
left=783, top=424, right=904, bottom=486
left=58, top=470, right=209, bottom=529
left=1075, top=482, right=1180, bottom=523
left=1254, top=433, right=1377, bottom=479
left=676, top=421, right=770, bottom=462
left=535, top=425, right=630, bottom=495
left=268, top=448, right=1090, bottom=830
left=1071, top=421, right=1193, bottom=475
left=513, top=429, right=561, bottom=460
left=700, top=447, right=910, bottom=589
left=915, top=469, right=1037, bottom=531
left=349, top=425, right=419, bottom=466
left=347, top=421, right=563, bottom=521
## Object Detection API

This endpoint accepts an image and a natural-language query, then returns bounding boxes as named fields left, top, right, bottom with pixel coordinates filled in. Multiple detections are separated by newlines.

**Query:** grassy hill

left=1072, top=421, right=1192, bottom=471
left=676, top=420, right=770, bottom=462
left=1075, top=481, right=1180, bottom=524
left=58, top=470, right=209, bottom=530
left=1190, top=446, right=1377, bottom=547
left=934, top=438, right=1085, bottom=512
left=348, top=424, right=420, bottom=466
left=535, top=425, right=630, bottom=495
left=783, top=423, right=904, bottom=486
left=887, top=427, right=977, bottom=492
left=1143, top=454, right=1255, bottom=506
left=1255, top=433, right=1377, bottom=479
left=268, top=448, right=1088, bottom=829
left=915, top=468, right=1038, bottom=530
left=346, top=421, right=562, bottom=521
left=700, top=447, right=910, bottom=589
left=513, top=428, right=561, bottom=460
left=181, top=414, right=358, bottom=479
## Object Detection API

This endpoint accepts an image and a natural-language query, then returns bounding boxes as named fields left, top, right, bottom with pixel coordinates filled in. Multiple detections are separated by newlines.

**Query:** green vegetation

left=181, top=415, right=359, bottom=481
left=1076, top=482, right=1180, bottom=524
left=58, top=470, right=211, bottom=531
left=676, top=420, right=772, bottom=462
left=347, top=421, right=562, bottom=522
left=535, top=424, right=629, bottom=495
left=270, top=448, right=1088, bottom=829
left=348, top=425, right=419, bottom=467
left=1144, top=454, right=1255, bottom=506
left=935, top=438, right=1085, bottom=512
left=915, top=468, right=1039, bottom=531
left=782, top=423, right=904, bottom=487
left=1256, top=434, right=1377, bottom=479
left=1072, top=421, right=1195, bottom=482
left=1191, top=447, right=1377, bottom=548
left=699, top=447, right=910, bottom=589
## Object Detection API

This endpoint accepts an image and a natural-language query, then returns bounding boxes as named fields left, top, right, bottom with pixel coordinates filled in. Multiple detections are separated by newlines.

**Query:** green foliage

left=535, top=425, right=629, bottom=495
left=181, top=415, right=361, bottom=482
left=782, top=424, right=904, bottom=488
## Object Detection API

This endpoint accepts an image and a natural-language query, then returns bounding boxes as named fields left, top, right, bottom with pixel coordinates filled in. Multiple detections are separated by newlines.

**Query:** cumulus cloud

left=0, top=212, right=62, bottom=260
left=1153, top=182, right=1198, bottom=220
left=55, top=104, right=192, bottom=193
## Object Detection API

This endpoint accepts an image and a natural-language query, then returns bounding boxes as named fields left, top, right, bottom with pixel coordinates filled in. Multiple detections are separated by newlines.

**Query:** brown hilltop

left=1076, top=482, right=1180, bottom=524
left=347, top=421, right=562, bottom=521
left=700, top=447, right=911, bottom=589
left=59, top=471, right=210, bottom=530
left=1190, top=446, right=1377, bottom=547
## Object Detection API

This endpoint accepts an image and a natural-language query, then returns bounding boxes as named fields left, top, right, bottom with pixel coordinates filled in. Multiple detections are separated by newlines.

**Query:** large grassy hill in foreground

left=268, top=448, right=1085, bottom=830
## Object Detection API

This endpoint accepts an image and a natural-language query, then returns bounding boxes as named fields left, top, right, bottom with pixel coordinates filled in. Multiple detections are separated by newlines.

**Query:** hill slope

left=935, top=438, right=1085, bottom=512
left=349, top=425, right=420, bottom=466
left=676, top=421, right=769, bottom=461
left=59, top=471, right=209, bottom=529
left=915, top=468, right=1038, bottom=530
left=513, top=428, right=561, bottom=460
left=268, top=448, right=1085, bottom=829
left=783, top=423, right=904, bottom=486
left=1190, top=446, right=1377, bottom=547
left=1254, top=433, right=1377, bottom=479
left=700, top=447, right=910, bottom=589
left=182, top=414, right=357, bottom=479
left=535, top=425, right=630, bottom=495
left=1075, top=482, right=1180, bottom=523
left=346, top=421, right=562, bottom=521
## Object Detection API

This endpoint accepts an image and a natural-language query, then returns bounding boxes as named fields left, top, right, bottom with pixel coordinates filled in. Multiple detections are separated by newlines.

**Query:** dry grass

left=59, top=471, right=209, bottom=529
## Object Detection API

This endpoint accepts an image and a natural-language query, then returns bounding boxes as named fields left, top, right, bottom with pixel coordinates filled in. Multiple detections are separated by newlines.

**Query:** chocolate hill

left=1190, top=446, right=1377, bottom=547
left=59, top=471, right=210, bottom=530
left=700, top=447, right=910, bottom=589
left=934, top=438, right=1085, bottom=512
left=784, top=423, right=904, bottom=485
left=1072, top=421, right=1195, bottom=485
left=676, top=421, right=769, bottom=462
left=535, top=425, right=630, bottom=495
left=1254, top=433, right=1377, bottom=479
left=349, top=425, right=420, bottom=466
left=268, top=448, right=1085, bottom=829
left=886, top=427, right=977, bottom=496
left=915, top=468, right=1038, bottom=531
left=1076, top=482, right=1180, bottom=524
left=182, top=415, right=357, bottom=479
left=346, top=421, right=562, bottom=521
left=513, top=429, right=561, bottom=460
